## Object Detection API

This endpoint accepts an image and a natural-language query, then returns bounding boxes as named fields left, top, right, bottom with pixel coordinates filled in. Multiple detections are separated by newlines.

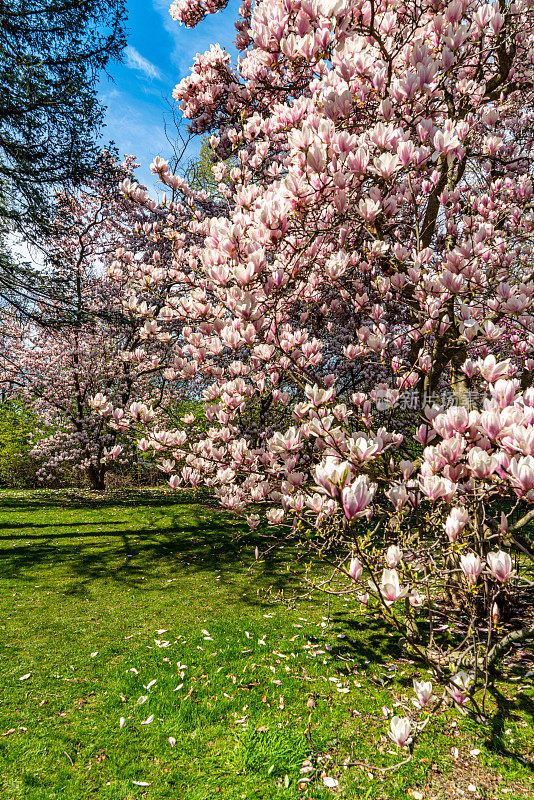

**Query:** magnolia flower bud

left=348, top=557, right=363, bottom=582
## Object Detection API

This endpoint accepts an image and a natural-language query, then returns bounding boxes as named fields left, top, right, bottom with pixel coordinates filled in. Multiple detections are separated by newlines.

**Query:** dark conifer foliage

left=0, top=0, right=128, bottom=308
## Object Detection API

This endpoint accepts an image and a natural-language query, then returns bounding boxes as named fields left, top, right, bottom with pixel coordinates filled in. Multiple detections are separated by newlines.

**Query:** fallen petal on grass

left=322, top=776, right=339, bottom=788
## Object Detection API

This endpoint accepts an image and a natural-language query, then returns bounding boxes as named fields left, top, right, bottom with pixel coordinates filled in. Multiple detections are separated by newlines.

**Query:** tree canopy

left=0, top=0, right=128, bottom=308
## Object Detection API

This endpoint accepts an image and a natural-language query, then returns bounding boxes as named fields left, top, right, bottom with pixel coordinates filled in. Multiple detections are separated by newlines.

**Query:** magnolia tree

left=1, top=156, right=187, bottom=489
left=99, top=0, right=534, bottom=748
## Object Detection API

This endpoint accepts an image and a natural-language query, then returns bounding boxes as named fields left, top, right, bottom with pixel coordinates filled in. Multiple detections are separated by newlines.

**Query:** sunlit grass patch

left=0, top=490, right=532, bottom=799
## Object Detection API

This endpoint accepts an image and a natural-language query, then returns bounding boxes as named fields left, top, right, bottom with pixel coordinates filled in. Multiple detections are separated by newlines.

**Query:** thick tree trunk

left=86, top=464, right=106, bottom=491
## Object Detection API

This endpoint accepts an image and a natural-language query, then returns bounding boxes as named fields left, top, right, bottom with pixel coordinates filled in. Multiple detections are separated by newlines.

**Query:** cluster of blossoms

left=389, top=673, right=475, bottom=748
left=94, top=0, right=534, bottom=748
left=169, top=0, right=229, bottom=28
left=29, top=427, right=121, bottom=485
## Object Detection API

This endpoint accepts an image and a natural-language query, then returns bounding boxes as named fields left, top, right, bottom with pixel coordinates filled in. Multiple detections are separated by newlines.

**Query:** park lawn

left=0, top=490, right=532, bottom=800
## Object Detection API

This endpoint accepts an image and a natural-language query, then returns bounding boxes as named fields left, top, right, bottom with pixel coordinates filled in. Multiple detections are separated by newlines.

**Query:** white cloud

left=125, top=46, right=163, bottom=81
left=100, top=89, right=173, bottom=191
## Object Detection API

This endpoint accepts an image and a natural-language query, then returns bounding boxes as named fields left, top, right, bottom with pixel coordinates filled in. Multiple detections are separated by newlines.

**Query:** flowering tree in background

left=98, top=0, right=534, bottom=747
left=0, top=155, right=186, bottom=489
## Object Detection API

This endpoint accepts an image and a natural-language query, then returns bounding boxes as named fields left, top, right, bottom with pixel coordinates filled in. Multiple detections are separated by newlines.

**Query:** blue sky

left=99, top=0, right=242, bottom=190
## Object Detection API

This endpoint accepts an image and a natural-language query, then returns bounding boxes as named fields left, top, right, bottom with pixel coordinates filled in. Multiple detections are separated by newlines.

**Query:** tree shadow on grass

left=332, top=608, right=534, bottom=773
left=328, top=610, right=405, bottom=667
left=0, top=520, right=128, bottom=534
left=0, top=496, right=301, bottom=603
left=484, top=685, right=534, bottom=772
left=0, top=488, right=208, bottom=512
left=327, top=612, right=534, bottom=777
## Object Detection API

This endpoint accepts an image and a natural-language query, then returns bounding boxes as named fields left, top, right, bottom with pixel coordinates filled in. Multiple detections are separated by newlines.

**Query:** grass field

left=0, top=489, right=532, bottom=799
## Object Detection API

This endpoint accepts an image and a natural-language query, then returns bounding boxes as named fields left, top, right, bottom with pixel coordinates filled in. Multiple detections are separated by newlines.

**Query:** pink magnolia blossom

left=409, top=589, right=425, bottom=608
left=341, top=476, right=376, bottom=520
left=478, top=355, right=512, bottom=383
left=486, top=550, right=513, bottom=583
left=449, top=672, right=472, bottom=706
left=386, top=483, right=408, bottom=510
left=388, top=716, right=413, bottom=747
left=460, top=553, right=483, bottom=586
left=444, top=507, right=469, bottom=543
left=348, top=557, right=363, bottom=582
left=509, top=455, right=534, bottom=494
left=378, top=569, right=409, bottom=605
left=467, top=448, right=497, bottom=479
left=446, top=406, right=470, bottom=434
left=358, top=198, right=381, bottom=222
left=413, top=680, right=433, bottom=707
left=266, top=508, right=284, bottom=524
left=419, top=475, right=457, bottom=503
left=399, top=460, right=415, bottom=480
left=385, top=545, right=402, bottom=568
left=314, top=457, right=351, bottom=498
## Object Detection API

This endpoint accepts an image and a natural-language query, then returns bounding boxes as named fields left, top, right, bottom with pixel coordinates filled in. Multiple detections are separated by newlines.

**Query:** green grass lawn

left=0, top=489, right=532, bottom=799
